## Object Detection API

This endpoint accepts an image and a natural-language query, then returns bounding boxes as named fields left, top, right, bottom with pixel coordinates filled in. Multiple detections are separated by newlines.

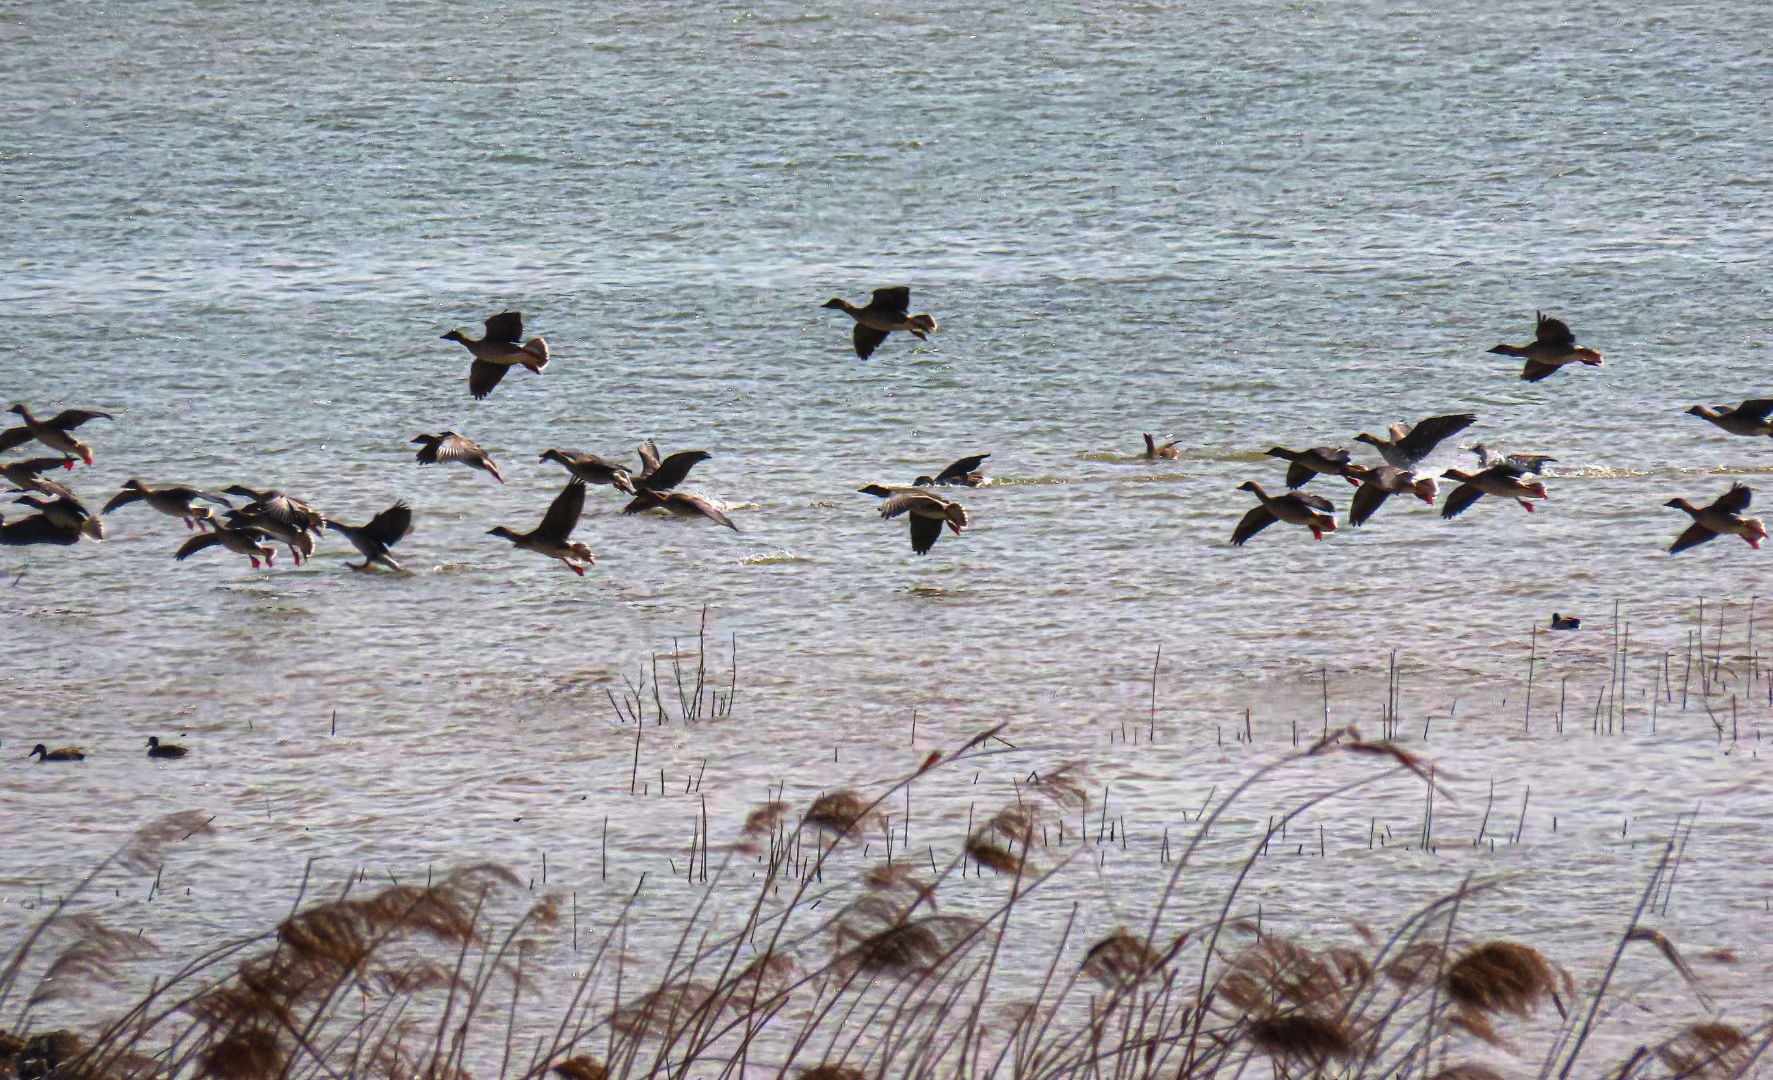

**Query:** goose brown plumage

left=1232, top=481, right=1337, bottom=544
left=176, top=523, right=276, bottom=568
left=1342, top=465, right=1438, bottom=527
left=1665, top=483, right=1767, bottom=553
left=1488, top=312, right=1603, bottom=382
left=489, top=480, right=595, bottom=574
left=13, top=494, right=104, bottom=540
left=540, top=449, right=636, bottom=493
left=0, top=404, right=112, bottom=465
left=878, top=489, right=967, bottom=555
left=1687, top=399, right=1773, bottom=438
left=412, top=432, right=504, bottom=483
left=1142, top=434, right=1180, bottom=460
left=1264, top=446, right=1352, bottom=489
left=441, top=311, right=549, bottom=399
left=623, top=490, right=738, bottom=530
left=1352, top=414, right=1476, bottom=469
left=104, top=480, right=232, bottom=531
left=1439, top=464, right=1548, bottom=518
left=914, top=453, right=990, bottom=487
left=822, top=287, right=938, bottom=359
left=324, top=502, right=413, bottom=571
left=0, top=456, right=77, bottom=499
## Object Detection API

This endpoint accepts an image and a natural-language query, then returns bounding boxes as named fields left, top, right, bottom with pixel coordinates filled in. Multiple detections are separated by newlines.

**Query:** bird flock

left=1231, top=312, right=1769, bottom=554
left=2, top=302, right=1768, bottom=575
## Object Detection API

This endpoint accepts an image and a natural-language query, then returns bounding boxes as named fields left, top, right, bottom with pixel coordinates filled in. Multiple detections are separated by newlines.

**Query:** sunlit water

left=2, top=0, right=1769, bottom=1059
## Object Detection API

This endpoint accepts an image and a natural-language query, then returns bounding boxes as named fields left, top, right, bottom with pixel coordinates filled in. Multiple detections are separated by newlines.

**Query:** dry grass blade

left=26, top=915, right=157, bottom=1007
left=1656, top=1022, right=1750, bottom=1078
left=1244, top=1013, right=1355, bottom=1063
left=803, top=791, right=870, bottom=837
left=1385, top=941, right=1446, bottom=987
left=1625, top=926, right=1700, bottom=987
left=612, top=981, right=711, bottom=1038
left=119, top=809, right=216, bottom=871
left=1443, top=941, right=1562, bottom=1019
left=552, top=1054, right=610, bottom=1080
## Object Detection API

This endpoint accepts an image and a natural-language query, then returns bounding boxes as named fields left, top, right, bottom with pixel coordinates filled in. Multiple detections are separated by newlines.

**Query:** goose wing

left=363, top=503, right=414, bottom=546
left=1294, top=491, right=1335, bottom=513
left=1231, top=505, right=1277, bottom=546
left=636, top=439, right=661, bottom=475
left=1349, top=483, right=1390, bottom=527
left=1669, top=521, right=1719, bottom=554
left=483, top=311, right=524, bottom=343
left=852, top=324, right=889, bottom=359
left=866, top=287, right=911, bottom=317
left=622, top=490, right=664, bottom=515
left=879, top=492, right=946, bottom=521
left=1394, top=414, right=1476, bottom=462
left=1734, top=399, right=1773, bottom=421
left=1534, top=312, right=1576, bottom=349
left=670, top=493, right=737, bottom=531
left=6, top=456, right=74, bottom=480
left=1440, top=483, right=1487, bottom=519
left=249, top=492, right=321, bottom=529
left=0, top=427, right=32, bottom=454
left=0, top=514, right=80, bottom=546
left=468, top=360, right=508, bottom=400
left=48, top=409, right=112, bottom=430
left=908, top=511, right=943, bottom=554
left=643, top=450, right=710, bottom=492
left=937, top=454, right=990, bottom=483
left=101, top=487, right=144, bottom=513
left=1709, top=483, right=1752, bottom=514
left=433, top=434, right=490, bottom=466
left=1520, top=359, right=1561, bottom=382
left=535, top=480, right=586, bottom=540
left=1284, top=460, right=1315, bottom=489
left=174, top=532, right=223, bottom=559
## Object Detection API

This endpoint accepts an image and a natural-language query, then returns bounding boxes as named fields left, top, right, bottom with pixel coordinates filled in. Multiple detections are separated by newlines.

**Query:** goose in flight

left=623, top=490, right=738, bottom=530
left=632, top=440, right=711, bottom=494
left=175, top=522, right=277, bottom=568
left=0, top=513, right=82, bottom=546
left=1232, top=482, right=1336, bottom=544
left=1687, top=399, right=1773, bottom=438
left=0, top=456, right=77, bottom=500
left=0, top=405, right=112, bottom=465
left=1439, top=464, right=1548, bottom=518
left=1264, top=446, right=1352, bottom=489
left=1462, top=444, right=1556, bottom=474
left=412, top=432, right=504, bottom=484
left=12, top=494, right=104, bottom=540
left=1666, top=484, right=1767, bottom=553
left=489, top=480, right=595, bottom=575
left=103, top=480, right=232, bottom=531
left=441, top=311, right=549, bottom=399
left=1353, top=413, right=1476, bottom=469
left=1489, top=312, right=1603, bottom=382
left=878, top=489, right=967, bottom=555
left=540, top=449, right=636, bottom=493
left=915, top=453, right=990, bottom=487
left=822, top=287, right=938, bottom=359
left=1342, top=465, right=1438, bottom=527
left=325, top=502, right=413, bottom=571
left=223, top=487, right=325, bottom=533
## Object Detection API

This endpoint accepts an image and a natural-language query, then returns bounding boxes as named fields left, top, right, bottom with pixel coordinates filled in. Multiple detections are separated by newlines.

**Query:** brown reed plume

left=552, top=1053, right=609, bottom=1080
left=1656, top=1022, right=1752, bottom=1078
left=802, top=791, right=871, bottom=837
left=1442, top=941, right=1565, bottom=1019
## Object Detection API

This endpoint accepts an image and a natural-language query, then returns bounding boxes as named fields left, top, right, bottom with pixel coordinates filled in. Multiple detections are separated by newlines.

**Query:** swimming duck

left=0, top=514, right=81, bottom=546
left=539, top=449, right=636, bottom=493
left=1687, top=399, right=1773, bottom=438
left=103, top=480, right=232, bottom=531
left=822, top=287, right=938, bottom=359
left=1232, top=481, right=1337, bottom=544
left=1489, top=312, right=1603, bottom=382
left=441, top=311, right=549, bottom=400
left=1264, top=446, right=1352, bottom=489
left=28, top=744, right=84, bottom=762
left=324, top=502, right=413, bottom=572
left=146, top=736, right=187, bottom=759
left=633, top=440, right=712, bottom=494
left=0, top=456, right=77, bottom=500
left=0, top=405, right=113, bottom=465
left=623, top=490, right=738, bottom=530
left=1342, top=465, right=1439, bottom=527
left=412, top=432, right=503, bottom=484
left=176, top=523, right=276, bottom=568
left=1353, top=413, right=1476, bottom=470
left=914, top=453, right=990, bottom=487
left=877, top=490, right=967, bottom=555
left=1142, top=434, right=1180, bottom=460
left=224, top=508, right=315, bottom=565
left=1462, top=444, right=1557, bottom=474
left=489, top=480, right=594, bottom=575
left=222, top=486, right=325, bottom=534
left=1666, top=484, right=1768, bottom=553
left=1549, top=613, right=1581, bottom=631
left=1439, top=465, right=1549, bottom=518
left=13, top=494, right=104, bottom=540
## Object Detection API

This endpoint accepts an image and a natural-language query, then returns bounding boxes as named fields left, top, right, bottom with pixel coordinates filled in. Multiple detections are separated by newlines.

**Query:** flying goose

left=1264, top=446, right=1352, bottom=489
left=0, top=405, right=112, bottom=465
left=1462, top=444, right=1556, bottom=474
left=878, top=490, right=968, bottom=555
left=1489, top=312, right=1603, bottom=382
left=28, top=744, right=84, bottom=762
left=1232, top=481, right=1337, bottom=544
left=489, top=480, right=595, bottom=575
left=13, top=494, right=104, bottom=540
left=623, top=490, right=738, bottom=530
left=1142, top=434, right=1180, bottom=460
left=324, top=502, right=413, bottom=571
left=1439, top=464, right=1548, bottom=518
left=1687, top=399, right=1773, bottom=438
left=176, top=523, right=276, bottom=568
left=441, top=311, right=549, bottom=399
left=915, top=453, right=990, bottom=487
left=633, top=440, right=711, bottom=493
left=1666, top=484, right=1767, bottom=553
left=412, top=432, right=503, bottom=484
left=539, top=449, right=636, bottom=493
left=223, top=487, right=325, bottom=533
left=822, top=287, right=938, bottom=359
left=103, top=480, right=232, bottom=531
left=146, top=736, right=188, bottom=759
left=1342, top=465, right=1439, bottom=527
left=0, top=456, right=77, bottom=499
left=0, top=513, right=82, bottom=546
left=1353, top=413, right=1476, bottom=469
left=225, top=508, right=315, bottom=565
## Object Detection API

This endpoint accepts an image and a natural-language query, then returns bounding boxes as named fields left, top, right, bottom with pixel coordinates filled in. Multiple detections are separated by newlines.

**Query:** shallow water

left=2, top=0, right=1770, bottom=1054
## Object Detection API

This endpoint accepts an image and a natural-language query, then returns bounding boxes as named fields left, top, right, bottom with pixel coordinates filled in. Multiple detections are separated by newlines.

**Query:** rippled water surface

left=2, top=0, right=1770, bottom=1047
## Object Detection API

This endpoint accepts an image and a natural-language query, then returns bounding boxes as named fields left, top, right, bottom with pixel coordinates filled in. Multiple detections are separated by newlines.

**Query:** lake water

left=1, top=0, right=1769, bottom=1060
